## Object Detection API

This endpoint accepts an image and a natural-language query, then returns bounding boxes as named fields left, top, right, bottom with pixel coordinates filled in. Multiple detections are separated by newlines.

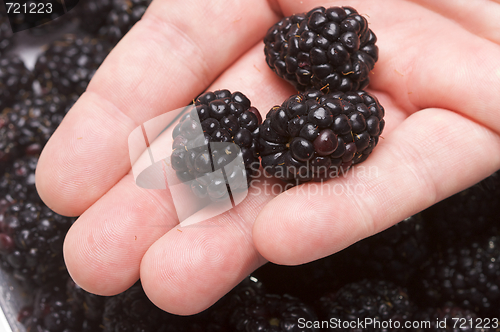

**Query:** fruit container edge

left=0, top=268, right=27, bottom=332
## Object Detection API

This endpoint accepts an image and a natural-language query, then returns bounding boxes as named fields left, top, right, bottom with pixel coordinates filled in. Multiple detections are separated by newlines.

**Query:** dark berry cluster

left=34, top=34, right=112, bottom=95
left=98, top=0, right=152, bottom=45
left=171, top=90, right=262, bottom=201
left=346, top=214, right=431, bottom=285
left=0, top=55, right=33, bottom=111
left=0, top=199, right=75, bottom=286
left=264, top=6, right=378, bottom=93
left=416, top=235, right=500, bottom=315
left=0, top=94, right=75, bottom=166
left=259, top=89, right=384, bottom=183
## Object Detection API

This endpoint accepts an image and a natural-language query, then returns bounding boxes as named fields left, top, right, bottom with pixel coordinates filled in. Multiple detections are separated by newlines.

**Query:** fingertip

left=63, top=217, right=139, bottom=296
left=253, top=187, right=367, bottom=265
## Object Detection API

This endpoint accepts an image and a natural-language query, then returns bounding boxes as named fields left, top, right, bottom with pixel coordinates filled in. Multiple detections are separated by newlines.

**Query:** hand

left=35, top=0, right=500, bottom=315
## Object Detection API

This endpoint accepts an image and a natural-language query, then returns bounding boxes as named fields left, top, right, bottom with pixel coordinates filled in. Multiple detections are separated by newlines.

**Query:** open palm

left=35, top=0, right=500, bottom=315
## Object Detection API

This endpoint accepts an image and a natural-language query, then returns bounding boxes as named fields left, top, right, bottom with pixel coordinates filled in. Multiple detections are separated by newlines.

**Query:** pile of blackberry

left=171, top=90, right=262, bottom=201
left=264, top=6, right=378, bottom=92
left=259, top=89, right=384, bottom=183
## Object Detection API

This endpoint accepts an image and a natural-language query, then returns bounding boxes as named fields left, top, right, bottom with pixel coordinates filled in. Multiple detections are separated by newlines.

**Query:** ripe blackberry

left=98, top=0, right=152, bottom=45
left=416, top=234, right=500, bottom=315
left=75, top=0, right=113, bottom=34
left=259, top=89, right=384, bottom=183
left=34, top=34, right=112, bottom=95
left=319, top=279, right=415, bottom=331
left=0, top=94, right=75, bottom=165
left=230, top=292, right=319, bottom=332
left=422, top=171, right=500, bottom=249
left=0, top=55, right=34, bottom=111
left=0, top=15, right=14, bottom=56
left=264, top=6, right=378, bottom=92
left=171, top=90, right=262, bottom=201
left=412, top=304, right=482, bottom=332
left=0, top=198, right=75, bottom=286
left=345, top=214, right=430, bottom=286
left=0, top=155, right=40, bottom=203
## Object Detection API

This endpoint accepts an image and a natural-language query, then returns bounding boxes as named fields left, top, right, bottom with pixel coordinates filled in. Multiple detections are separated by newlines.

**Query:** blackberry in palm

left=264, top=6, right=378, bottom=92
left=259, top=89, right=384, bottom=183
left=172, top=90, right=262, bottom=201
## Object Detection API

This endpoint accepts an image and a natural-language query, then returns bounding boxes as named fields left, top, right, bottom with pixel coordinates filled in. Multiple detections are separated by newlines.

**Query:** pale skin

left=35, top=0, right=500, bottom=315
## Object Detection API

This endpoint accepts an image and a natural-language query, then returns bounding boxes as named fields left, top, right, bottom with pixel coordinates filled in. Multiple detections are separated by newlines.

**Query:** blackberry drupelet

left=416, top=234, right=500, bottom=315
left=264, top=6, right=378, bottom=92
left=230, top=292, right=319, bottom=332
left=171, top=90, right=262, bottom=201
left=0, top=15, right=14, bottom=56
left=346, top=214, right=430, bottom=286
left=319, top=279, right=415, bottom=332
left=34, top=34, right=112, bottom=96
left=259, top=89, right=384, bottom=183
left=412, top=304, right=482, bottom=332
left=0, top=55, right=33, bottom=111
left=422, top=171, right=500, bottom=249
left=0, top=198, right=75, bottom=286
left=98, top=0, right=152, bottom=45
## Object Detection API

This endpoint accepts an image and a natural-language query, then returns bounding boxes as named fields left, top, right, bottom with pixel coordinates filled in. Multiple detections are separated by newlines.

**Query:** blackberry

left=98, top=0, right=152, bottom=45
left=0, top=55, right=33, bottom=111
left=171, top=90, right=262, bottom=201
left=0, top=14, right=14, bottom=56
left=75, top=0, right=113, bottom=34
left=319, top=279, right=415, bottom=331
left=230, top=292, right=319, bottom=332
left=264, top=6, right=378, bottom=92
left=422, top=171, right=500, bottom=249
left=412, top=304, right=483, bottom=332
left=34, top=34, right=112, bottom=95
left=0, top=155, right=40, bottom=203
left=345, top=214, right=430, bottom=286
left=0, top=94, right=75, bottom=165
left=416, top=234, right=500, bottom=315
left=0, top=198, right=75, bottom=286
left=259, top=89, right=384, bottom=183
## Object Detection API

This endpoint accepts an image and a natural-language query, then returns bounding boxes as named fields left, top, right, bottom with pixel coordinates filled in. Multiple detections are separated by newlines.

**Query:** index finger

left=35, top=0, right=281, bottom=216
